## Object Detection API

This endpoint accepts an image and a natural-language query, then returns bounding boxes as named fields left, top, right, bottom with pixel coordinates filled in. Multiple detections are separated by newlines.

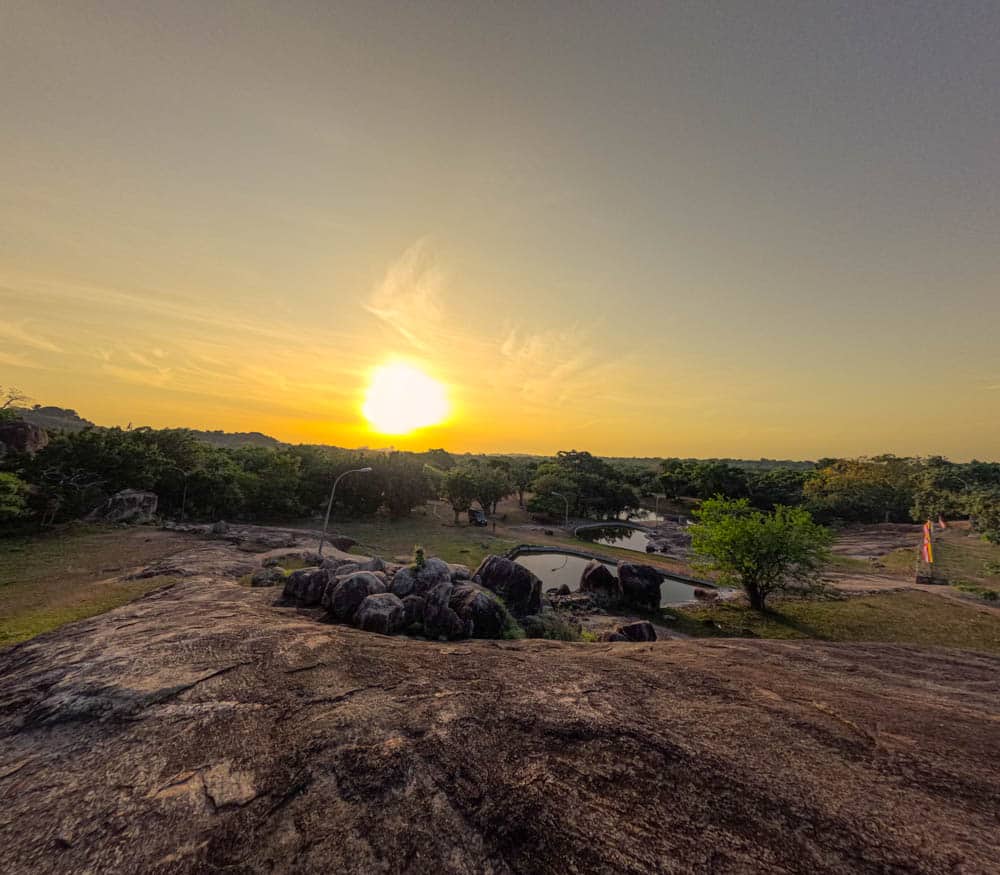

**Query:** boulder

left=322, top=559, right=361, bottom=577
left=250, top=567, right=285, bottom=587
left=447, top=563, right=472, bottom=581
left=616, top=621, right=658, bottom=642
left=357, top=556, right=386, bottom=573
left=0, top=420, right=48, bottom=457
left=693, top=587, right=719, bottom=602
left=449, top=583, right=510, bottom=639
left=473, top=556, right=541, bottom=617
left=211, top=520, right=229, bottom=534
left=401, top=595, right=426, bottom=630
left=324, top=572, right=387, bottom=622
left=618, top=563, right=663, bottom=611
left=354, top=593, right=405, bottom=635
left=95, top=489, right=158, bottom=525
left=282, top=568, right=329, bottom=606
left=579, top=559, right=622, bottom=606
left=389, top=557, right=452, bottom=598
left=422, top=582, right=468, bottom=640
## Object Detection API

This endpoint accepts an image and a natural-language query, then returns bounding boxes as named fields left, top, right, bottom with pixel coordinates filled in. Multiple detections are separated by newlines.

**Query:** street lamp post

left=551, top=491, right=570, bottom=529
left=318, top=467, right=373, bottom=557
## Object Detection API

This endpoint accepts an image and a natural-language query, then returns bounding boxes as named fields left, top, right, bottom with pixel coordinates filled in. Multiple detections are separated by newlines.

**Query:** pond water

left=577, top=524, right=652, bottom=553
left=512, top=550, right=702, bottom=606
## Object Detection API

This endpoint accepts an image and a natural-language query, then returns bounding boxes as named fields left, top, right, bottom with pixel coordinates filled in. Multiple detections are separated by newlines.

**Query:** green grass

left=951, top=581, right=999, bottom=602
left=1, top=525, right=189, bottom=648
left=297, top=508, right=517, bottom=568
left=669, top=590, right=1000, bottom=654
left=931, top=531, right=1000, bottom=590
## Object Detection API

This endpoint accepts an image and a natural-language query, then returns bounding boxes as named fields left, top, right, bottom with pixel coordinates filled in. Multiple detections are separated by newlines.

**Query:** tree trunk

left=747, top=584, right=765, bottom=612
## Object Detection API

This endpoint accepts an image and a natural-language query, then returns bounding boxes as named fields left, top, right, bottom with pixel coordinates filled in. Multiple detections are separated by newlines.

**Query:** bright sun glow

left=362, top=363, right=450, bottom=435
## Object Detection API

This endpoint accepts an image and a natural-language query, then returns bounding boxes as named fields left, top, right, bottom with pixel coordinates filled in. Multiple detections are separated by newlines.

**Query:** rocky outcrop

left=94, top=489, right=158, bottom=524
left=354, top=593, right=406, bottom=635
left=3, top=576, right=996, bottom=875
left=474, top=556, right=541, bottom=617
left=618, top=563, right=663, bottom=611
left=0, top=419, right=48, bottom=457
left=324, top=572, right=387, bottom=622
left=579, top=559, right=622, bottom=606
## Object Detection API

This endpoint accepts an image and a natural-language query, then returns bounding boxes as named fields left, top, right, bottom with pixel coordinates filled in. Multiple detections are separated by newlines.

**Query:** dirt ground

left=1, top=534, right=999, bottom=874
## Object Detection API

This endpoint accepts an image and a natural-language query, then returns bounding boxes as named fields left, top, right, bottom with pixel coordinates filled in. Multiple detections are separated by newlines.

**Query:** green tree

left=0, top=472, right=29, bottom=523
left=688, top=497, right=833, bottom=611
left=470, top=463, right=513, bottom=514
left=509, top=458, right=537, bottom=508
left=803, top=457, right=917, bottom=523
left=966, top=490, right=1000, bottom=544
left=378, top=452, right=433, bottom=517
left=443, top=467, right=478, bottom=523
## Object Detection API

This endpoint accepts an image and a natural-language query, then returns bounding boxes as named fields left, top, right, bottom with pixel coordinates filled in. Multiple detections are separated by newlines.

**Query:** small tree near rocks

left=688, top=497, right=832, bottom=611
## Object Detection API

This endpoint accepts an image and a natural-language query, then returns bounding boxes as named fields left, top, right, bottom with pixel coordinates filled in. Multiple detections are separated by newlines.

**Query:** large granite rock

left=421, top=582, right=467, bottom=640
left=617, top=563, right=663, bottom=611
left=282, top=568, right=330, bottom=606
left=604, top=620, right=658, bottom=642
left=579, top=559, right=622, bottom=606
left=354, top=593, right=406, bottom=635
left=389, top=557, right=452, bottom=598
left=473, top=556, right=541, bottom=617
left=449, top=583, right=512, bottom=639
left=324, top=572, right=387, bottom=622
left=0, top=419, right=48, bottom=457
left=95, top=489, right=158, bottom=524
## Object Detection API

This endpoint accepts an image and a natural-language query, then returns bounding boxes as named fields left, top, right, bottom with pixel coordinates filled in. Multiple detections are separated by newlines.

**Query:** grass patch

left=290, top=509, right=516, bottom=567
left=951, top=581, right=999, bottom=602
left=670, top=590, right=1000, bottom=654
left=1, top=525, right=191, bottom=648
left=931, top=530, right=1000, bottom=590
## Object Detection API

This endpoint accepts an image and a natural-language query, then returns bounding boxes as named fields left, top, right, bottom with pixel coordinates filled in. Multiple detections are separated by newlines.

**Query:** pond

left=512, top=550, right=703, bottom=606
left=577, top=524, right=652, bottom=553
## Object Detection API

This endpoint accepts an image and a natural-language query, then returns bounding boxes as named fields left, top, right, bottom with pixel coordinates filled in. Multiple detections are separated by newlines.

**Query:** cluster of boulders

left=277, top=554, right=542, bottom=641
left=643, top=521, right=692, bottom=558
left=575, top=559, right=664, bottom=611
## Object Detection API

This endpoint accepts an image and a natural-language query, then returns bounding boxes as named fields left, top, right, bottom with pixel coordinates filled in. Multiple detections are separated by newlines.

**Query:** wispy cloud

left=365, top=238, right=445, bottom=351
left=0, top=320, right=63, bottom=354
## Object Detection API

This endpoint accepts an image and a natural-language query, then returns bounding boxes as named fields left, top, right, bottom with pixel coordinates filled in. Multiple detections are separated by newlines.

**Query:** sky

left=1, top=1, right=998, bottom=459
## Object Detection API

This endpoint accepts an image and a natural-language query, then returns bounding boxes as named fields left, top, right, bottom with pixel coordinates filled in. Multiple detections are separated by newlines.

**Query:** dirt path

left=1, top=553, right=998, bottom=873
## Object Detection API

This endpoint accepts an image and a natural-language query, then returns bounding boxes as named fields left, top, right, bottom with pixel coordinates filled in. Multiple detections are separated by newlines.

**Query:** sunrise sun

left=362, top=363, right=449, bottom=435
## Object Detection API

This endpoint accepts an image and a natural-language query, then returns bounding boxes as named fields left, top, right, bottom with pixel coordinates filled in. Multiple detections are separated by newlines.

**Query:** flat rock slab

left=1, top=579, right=999, bottom=874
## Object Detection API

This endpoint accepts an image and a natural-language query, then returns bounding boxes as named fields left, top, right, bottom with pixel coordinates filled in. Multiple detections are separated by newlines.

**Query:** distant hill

left=15, top=406, right=283, bottom=449
left=15, top=405, right=95, bottom=432
left=189, top=430, right=284, bottom=449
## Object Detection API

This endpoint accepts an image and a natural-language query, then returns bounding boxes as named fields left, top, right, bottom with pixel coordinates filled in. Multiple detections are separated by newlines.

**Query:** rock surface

left=1, top=577, right=998, bottom=874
